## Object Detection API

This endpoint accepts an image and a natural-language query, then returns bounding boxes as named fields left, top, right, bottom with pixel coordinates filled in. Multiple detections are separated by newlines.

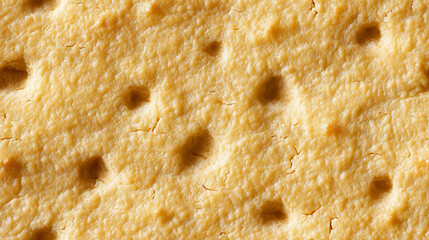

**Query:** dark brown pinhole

left=204, top=41, right=222, bottom=56
left=0, top=59, right=28, bottom=90
left=260, top=200, right=287, bottom=224
left=370, top=176, right=392, bottom=200
left=125, top=86, right=150, bottom=110
left=257, top=75, right=283, bottom=104
left=79, top=156, right=107, bottom=185
left=356, top=24, right=381, bottom=45
left=180, top=130, right=213, bottom=170
left=30, top=227, right=56, bottom=240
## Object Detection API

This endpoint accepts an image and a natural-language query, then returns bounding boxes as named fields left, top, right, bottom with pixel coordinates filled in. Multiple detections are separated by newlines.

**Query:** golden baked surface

left=1, top=0, right=428, bottom=239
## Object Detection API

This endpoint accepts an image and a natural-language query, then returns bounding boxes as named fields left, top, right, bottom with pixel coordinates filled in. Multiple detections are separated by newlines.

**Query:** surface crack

left=0, top=137, right=22, bottom=141
left=287, top=146, right=300, bottom=174
left=202, top=184, right=218, bottom=191
left=302, top=206, right=321, bottom=216
left=329, top=217, right=338, bottom=234
left=310, top=0, right=318, bottom=15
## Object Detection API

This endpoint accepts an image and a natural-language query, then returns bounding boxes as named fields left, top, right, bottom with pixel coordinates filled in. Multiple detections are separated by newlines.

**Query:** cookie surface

left=1, top=0, right=428, bottom=239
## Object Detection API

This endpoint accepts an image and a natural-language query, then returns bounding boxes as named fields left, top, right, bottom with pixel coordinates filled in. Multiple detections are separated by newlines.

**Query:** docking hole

left=259, top=200, right=287, bottom=224
left=0, top=59, right=28, bottom=90
left=356, top=24, right=381, bottom=45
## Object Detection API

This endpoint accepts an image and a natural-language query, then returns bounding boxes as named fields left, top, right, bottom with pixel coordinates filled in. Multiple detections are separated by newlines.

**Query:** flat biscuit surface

left=1, top=0, right=429, bottom=239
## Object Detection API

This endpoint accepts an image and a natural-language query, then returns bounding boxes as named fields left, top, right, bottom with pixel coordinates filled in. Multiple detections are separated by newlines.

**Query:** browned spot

left=204, top=41, right=222, bottom=56
left=79, top=156, right=107, bottom=186
left=260, top=200, right=287, bottom=224
left=356, top=24, right=381, bottom=45
left=180, top=130, right=213, bottom=170
left=124, top=86, right=150, bottom=110
left=257, top=75, right=284, bottom=104
left=370, top=176, right=392, bottom=200
left=30, top=227, right=56, bottom=240
left=0, top=59, right=28, bottom=90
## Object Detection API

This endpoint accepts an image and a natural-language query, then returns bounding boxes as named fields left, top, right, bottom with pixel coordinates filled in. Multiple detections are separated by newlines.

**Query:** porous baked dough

left=1, top=0, right=428, bottom=239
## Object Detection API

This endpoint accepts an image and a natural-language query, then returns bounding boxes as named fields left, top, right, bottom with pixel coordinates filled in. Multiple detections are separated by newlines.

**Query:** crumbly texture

left=1, top=0, right=428, bottom=239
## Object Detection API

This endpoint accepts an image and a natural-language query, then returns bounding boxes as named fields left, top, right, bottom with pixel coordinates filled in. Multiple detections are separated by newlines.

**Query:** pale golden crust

left=0, top=0, right=428, bottom=239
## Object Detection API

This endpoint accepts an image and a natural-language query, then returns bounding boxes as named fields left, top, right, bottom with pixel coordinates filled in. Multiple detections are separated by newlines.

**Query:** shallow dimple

left=260, top=200, right=287, bottom=224
left=204, top=41, right=222, bottom=56
left=180, top=130, right=213, bottom=170
left=0, top=59, right=28, bottom=90
left=419, top=64, right=429, bottom=91
left=370, top=176, right=392, bottom=200
left=356, top=24, right=381, bottom=45
left=257, top=75, right=284, bottom=104
left=78, top=156, right=107, bottom=186
left=157, top=209, right=174, bottom=224
left=30, top=227, right=56, bottom=240
left=124, top=86, right=150, bottom=110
